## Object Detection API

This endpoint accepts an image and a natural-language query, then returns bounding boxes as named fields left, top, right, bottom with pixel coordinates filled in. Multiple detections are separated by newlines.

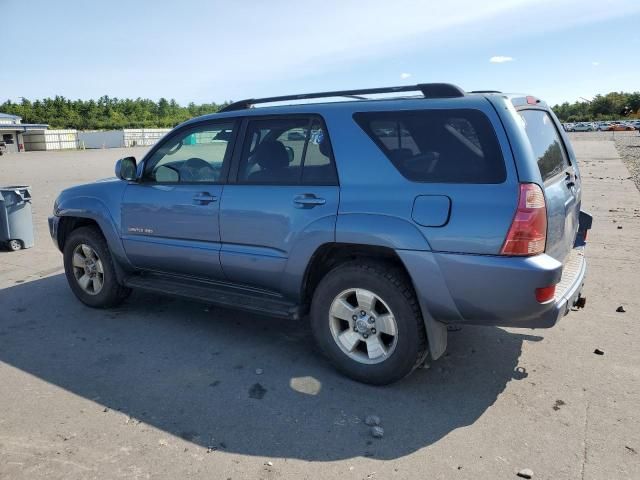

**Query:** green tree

left=0, top=96, right=225, bottom=129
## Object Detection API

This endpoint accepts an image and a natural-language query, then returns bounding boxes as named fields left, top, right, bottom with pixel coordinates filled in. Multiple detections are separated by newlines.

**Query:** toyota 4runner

left=49, top=84, right=592, bottom=384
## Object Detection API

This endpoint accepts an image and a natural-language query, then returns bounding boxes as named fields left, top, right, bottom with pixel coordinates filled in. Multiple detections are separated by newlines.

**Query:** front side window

left=354, top=109, right=506, bottom=183
left=237, top=116, right=337, bottom=185
left=144, top=122, right=235, bottom=183
left=518, top=110, right=569, bottom=181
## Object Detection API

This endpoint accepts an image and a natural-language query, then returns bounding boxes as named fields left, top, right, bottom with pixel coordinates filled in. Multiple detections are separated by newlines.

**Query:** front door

left=220, top=116, right=339, bottom=292
left=121, top=120, right=237, bottom=279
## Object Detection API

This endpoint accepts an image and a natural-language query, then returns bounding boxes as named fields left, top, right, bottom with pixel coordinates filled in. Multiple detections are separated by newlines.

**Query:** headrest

left=253, top=140, right=289, bottom=170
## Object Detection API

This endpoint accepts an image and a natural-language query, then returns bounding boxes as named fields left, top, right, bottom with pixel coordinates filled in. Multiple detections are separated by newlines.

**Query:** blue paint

left=49, top=90, right=589, bottom=355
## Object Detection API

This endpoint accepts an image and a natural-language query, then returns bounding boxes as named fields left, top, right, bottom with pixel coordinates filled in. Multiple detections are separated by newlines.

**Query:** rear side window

left=237, top=116, right=338, bottom=185
left=354, top=109, right=506, bottom=183
left=518, top=109, right=569, bottom=181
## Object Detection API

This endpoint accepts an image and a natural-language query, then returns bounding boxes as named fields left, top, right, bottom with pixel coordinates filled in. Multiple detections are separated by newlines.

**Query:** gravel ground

left=613, top=134, right=640, bottom=193
left=567, top=131, right=640, bottom=192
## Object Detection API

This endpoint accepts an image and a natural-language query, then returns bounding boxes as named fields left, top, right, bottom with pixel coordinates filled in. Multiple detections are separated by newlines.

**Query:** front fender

left=55, top=195, right=130, bottom=270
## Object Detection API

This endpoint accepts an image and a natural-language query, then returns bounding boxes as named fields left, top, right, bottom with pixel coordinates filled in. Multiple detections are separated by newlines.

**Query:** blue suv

left=49, top=84, right=591, bottom=384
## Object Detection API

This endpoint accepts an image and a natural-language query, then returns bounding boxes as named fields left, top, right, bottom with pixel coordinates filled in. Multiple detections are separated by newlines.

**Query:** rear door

left=121, top=120, right=237, bottom=279
left=219, top=115, right=339, bottom=292
left=518, top=109, right=580, bottom=262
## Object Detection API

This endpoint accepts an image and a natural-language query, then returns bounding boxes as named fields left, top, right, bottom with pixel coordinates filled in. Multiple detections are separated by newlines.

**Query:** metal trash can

left=0, top=185, right=35, bottom=251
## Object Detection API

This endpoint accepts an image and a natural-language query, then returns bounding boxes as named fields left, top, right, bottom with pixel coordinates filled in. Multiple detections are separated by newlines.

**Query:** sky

left=2, top=0, right=640, bottom=106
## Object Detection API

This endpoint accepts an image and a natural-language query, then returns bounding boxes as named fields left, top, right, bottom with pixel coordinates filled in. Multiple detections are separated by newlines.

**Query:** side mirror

left=115, top=157, right=137, bottom=181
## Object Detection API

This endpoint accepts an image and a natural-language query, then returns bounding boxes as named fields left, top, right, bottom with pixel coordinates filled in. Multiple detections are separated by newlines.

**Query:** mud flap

left=423, top=309, right=448, bottom=360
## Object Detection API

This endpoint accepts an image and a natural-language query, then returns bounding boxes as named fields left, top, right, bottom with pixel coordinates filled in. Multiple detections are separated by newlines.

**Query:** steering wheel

left=180, top=157, right=217, bottom=182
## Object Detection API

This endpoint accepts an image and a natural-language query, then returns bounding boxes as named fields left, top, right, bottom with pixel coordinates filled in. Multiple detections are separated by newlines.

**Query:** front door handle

left=293, top=194, right=326, bottom=208
left=193, top=192, right=218, bottom=205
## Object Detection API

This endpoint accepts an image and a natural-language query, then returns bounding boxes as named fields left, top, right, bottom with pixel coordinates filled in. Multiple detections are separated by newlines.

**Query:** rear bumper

left=551, top=247, right=586, bottom=322
left=398, top=246, right=586, bottom=329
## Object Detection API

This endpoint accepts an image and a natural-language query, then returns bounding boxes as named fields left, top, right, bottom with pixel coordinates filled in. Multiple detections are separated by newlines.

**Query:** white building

left=22, top=130, right=79, bottom=151
left=0, top=113, right=170, bottom=153
left=0, top=113, right=48, bottom=153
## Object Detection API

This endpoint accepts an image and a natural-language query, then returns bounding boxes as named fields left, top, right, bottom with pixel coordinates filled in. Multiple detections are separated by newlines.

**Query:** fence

left=123, top=129, right=170, bottom=147
left=23, top=130, right=79, bottom=151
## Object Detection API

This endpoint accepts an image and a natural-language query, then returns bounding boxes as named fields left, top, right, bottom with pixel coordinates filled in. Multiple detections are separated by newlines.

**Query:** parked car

left=49, top=84, right=592, bottom=385
left=608, top=123, right=635, bottom=131
left=287, top=129, right=306, bottom=141
left=568, top=123, right=595, bottom=132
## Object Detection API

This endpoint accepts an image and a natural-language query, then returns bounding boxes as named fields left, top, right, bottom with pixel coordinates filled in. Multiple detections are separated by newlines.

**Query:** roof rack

left=469, top=90, right=502, bottom=94
left=219, top=83, right=465, bottom=112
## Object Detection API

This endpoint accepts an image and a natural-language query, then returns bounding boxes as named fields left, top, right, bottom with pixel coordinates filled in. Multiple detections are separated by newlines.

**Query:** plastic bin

left=0, top=186, right=34, bottom=251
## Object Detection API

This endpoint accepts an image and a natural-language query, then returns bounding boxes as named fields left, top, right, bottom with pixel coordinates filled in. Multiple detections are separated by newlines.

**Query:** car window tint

left=518, top=110, right=569, bottom=181
left=146, top=122, right=234, bottom=183
left=237, top=117, right=337, bottom=185
left=354, top=109, right=505, bottom=183
left=302, top=120, right=338, bottom=185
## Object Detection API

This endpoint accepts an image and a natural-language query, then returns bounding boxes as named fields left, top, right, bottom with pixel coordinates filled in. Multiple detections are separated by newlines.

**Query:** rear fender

left=280, top=214, right=338, bottom=300
left=335, top=214, right=431, bottom=251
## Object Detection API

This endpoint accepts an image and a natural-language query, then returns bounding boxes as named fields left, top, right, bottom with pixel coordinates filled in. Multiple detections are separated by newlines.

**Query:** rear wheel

left=310, top=261, right=427, bottom=385
left=63, top=226, right=130, bottom=308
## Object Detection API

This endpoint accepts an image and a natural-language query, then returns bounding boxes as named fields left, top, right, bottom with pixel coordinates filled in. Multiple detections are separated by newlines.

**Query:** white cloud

left=592, top=61, right=600, bottom=66
left=490, top=56, right=514, bottom=63
left=400, top=73, right=412, bottom=79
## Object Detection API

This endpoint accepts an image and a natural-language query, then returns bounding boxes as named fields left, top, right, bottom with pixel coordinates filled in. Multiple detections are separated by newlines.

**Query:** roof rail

left=469, top=90, right=502, bottom=94
left=219, top=83, right=465, bottom=112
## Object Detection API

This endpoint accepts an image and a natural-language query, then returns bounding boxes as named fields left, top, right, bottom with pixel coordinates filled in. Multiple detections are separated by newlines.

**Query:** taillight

left=501, top=183, right=547, bottom=256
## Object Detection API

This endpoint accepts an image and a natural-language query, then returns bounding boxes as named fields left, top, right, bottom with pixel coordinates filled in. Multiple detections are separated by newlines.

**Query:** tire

left=63, top=226, right=131, bottom=308
left=310, top=261, right=427, bottom=385
left=7, top=239, right=22, bottom=251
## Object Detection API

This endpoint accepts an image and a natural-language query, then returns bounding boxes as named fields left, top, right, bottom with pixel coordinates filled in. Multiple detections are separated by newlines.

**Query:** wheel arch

left=55, top=195, right=132, bottom=273
left=301, top=242, right=448, bottom=360
left=57, top=216, right=101, bottom=252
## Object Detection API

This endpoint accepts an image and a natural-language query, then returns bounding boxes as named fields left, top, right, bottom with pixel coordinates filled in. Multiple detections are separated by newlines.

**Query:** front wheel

left=63, top=226, right=131, bottom=308
left=310, top=261, right=427, bottom=385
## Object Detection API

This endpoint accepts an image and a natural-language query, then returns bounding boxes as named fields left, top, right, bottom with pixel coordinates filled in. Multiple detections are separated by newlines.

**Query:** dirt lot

left=1, top=136, right=639, bottom=480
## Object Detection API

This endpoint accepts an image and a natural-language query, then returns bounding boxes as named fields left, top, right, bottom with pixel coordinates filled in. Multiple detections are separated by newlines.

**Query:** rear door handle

left=193, top=192, right=218, bottom=205
left=293, top=194, right=326, bottom=208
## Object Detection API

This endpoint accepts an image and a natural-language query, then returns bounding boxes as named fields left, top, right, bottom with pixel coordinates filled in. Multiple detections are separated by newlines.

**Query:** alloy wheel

left=328, top=288, right=398, bottom=364
left=71, top=243, right=104, bottom=295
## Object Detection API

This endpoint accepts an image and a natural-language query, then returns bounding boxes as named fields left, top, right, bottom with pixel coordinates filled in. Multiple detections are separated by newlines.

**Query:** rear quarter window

left=518, top=109, right=569, bottom=181
left=353, top=109, right=506, bottom=183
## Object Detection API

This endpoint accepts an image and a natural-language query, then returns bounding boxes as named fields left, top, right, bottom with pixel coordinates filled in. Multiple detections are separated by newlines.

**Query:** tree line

left=2, top=91, right=639, bottom=129
left=552, top=91, right=640, bottom=122
left=0, top=96, right=229, bottom=130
